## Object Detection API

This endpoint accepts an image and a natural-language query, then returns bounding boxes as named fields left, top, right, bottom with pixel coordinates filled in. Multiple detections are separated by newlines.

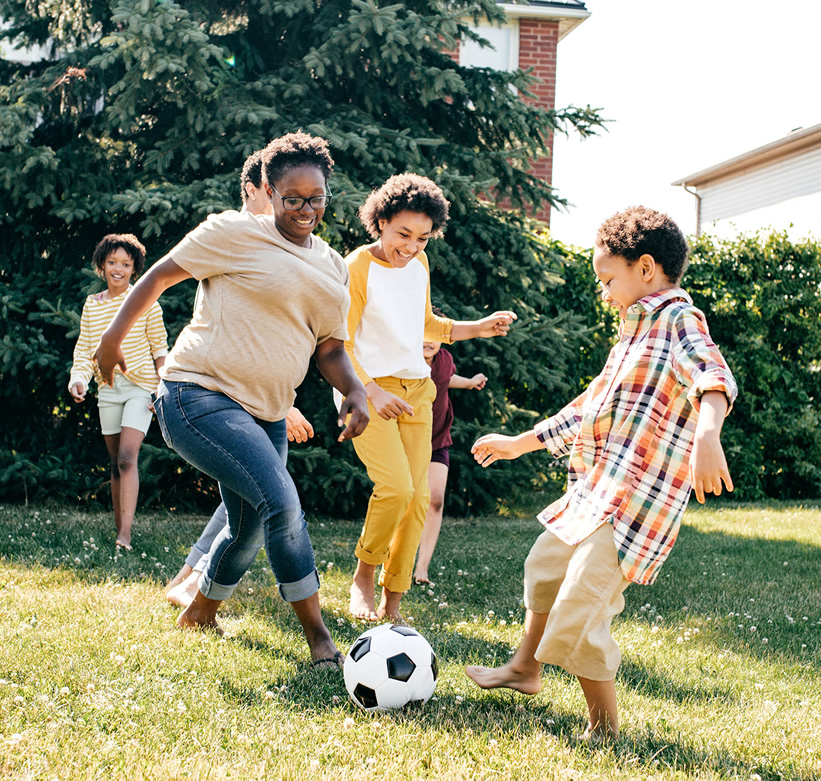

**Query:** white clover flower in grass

left=343, top=717, right=355, bottom=729
left=264, top=691, right=274, bottom=700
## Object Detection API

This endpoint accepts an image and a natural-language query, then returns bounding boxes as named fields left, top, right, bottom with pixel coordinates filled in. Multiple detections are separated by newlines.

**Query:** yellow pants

left=353, top=376, right=436, bottom=593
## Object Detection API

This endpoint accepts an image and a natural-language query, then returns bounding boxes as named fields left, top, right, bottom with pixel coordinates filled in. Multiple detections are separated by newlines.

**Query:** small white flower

left=59, top=687, right=69, bottom=696
left=264, top=691, right=274, bottom=700
left=343, top=717, right=355, bottom=729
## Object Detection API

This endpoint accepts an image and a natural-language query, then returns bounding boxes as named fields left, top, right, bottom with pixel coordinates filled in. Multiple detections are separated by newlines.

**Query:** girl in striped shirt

left=69, top=234, right=168, bottom=551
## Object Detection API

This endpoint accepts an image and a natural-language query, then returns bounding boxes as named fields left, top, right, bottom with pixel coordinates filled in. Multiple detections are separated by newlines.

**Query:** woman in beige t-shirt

left=96, top=133, right=368, bottom=669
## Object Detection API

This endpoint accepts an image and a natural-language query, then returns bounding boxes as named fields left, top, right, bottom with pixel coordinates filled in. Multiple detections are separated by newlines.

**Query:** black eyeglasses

left=272, top=187, right=332, bottom=211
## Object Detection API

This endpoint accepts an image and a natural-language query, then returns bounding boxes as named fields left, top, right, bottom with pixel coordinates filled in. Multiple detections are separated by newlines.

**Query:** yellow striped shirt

left=69, top=287, right=167, bottom=394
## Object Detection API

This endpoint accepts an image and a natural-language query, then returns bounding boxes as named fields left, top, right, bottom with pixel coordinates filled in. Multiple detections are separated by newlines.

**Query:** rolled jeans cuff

left=199, top=567, right=321, bottom=603
left=278, top=568, right=321, bottom=603
left=185, top=547, right=208, bottom=570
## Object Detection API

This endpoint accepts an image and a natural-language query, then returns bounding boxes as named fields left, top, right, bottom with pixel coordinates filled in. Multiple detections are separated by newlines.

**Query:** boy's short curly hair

left=596, top=206, right=690, bottom=283
left=240, top=150, right=264, bottom=203
left=359, top=173, right=450, bottom=239
left=260, top=132, right=334, bottom=189
left=92, top=233, right=146, bottom=279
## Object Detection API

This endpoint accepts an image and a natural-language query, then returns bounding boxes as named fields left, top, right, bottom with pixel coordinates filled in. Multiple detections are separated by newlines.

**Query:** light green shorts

left=97, top=374, right=153, bottom=436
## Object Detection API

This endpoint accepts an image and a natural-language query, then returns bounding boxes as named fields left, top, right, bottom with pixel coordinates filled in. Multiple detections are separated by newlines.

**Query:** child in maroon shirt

left=413, top=310, right=488, bottom=585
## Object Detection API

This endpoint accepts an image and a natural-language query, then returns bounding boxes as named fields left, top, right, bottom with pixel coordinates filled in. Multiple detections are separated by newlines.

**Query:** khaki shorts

left=97, top=374, right=153, bottom=436
left=524, top=522, right=630, bottom=681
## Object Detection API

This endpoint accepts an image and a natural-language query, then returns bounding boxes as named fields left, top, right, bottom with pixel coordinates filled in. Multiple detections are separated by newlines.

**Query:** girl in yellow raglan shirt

left=342, top=173, right=516, bottom=623
left=69, top=234, right=167, bottom=551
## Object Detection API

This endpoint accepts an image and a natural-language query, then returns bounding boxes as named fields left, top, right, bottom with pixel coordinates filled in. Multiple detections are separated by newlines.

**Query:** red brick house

left=453, top=1, right=590, bottom=223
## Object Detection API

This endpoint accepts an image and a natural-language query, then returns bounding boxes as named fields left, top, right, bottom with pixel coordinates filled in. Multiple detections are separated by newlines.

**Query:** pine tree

left=0, top=0, right=605, bottom=514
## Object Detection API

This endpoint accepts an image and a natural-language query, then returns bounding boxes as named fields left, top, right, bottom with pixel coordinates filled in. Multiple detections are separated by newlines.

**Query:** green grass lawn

left=1, top=501, right=819, bottom=779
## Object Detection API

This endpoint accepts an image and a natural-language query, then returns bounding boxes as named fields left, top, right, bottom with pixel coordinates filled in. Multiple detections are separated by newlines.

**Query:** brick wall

left=444, top=18, right=560, bottom=224
left=517, top=18, right=559, bottom=223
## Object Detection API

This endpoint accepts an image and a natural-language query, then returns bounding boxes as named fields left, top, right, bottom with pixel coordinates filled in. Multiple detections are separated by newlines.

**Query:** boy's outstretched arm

left=472, top=430, right=542, bottom=467
left=689, top=390, right=733, bottom=503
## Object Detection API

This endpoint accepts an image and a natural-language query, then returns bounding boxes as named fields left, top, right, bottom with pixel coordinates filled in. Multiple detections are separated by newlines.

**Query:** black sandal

left=310, top=650, right=345, bottom=670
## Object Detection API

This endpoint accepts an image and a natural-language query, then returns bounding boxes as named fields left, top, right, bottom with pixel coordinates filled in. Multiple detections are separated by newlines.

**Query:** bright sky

left=549, top=0, right=821, bottom=247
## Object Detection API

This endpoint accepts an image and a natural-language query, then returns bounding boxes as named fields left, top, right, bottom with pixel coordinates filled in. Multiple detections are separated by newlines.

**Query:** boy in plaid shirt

left=466, top=206, right=737, bottom=742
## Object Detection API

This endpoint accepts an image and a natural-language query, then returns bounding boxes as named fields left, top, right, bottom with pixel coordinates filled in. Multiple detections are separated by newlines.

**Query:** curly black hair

left=260, top=132, right=334, bottom=189
left=595, top=206, right=690, bottom=283
left=92, top=233, right=146, bottom=279
left=239, top=150, right=264, bottom=203
left=359, top=173, right=450, bottom=239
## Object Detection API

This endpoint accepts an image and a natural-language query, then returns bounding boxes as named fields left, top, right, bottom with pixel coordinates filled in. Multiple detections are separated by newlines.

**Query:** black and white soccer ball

left=343, top=624, right=438, bottom=711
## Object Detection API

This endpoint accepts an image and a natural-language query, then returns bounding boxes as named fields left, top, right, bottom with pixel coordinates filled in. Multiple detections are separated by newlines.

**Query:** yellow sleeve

left=420, top=252, right=454, bottom=343
left=68, top=300, right=95, bottom=392
left=145, top=301, right=168, bottom=358
left=344, top=249, right=374, bottom=387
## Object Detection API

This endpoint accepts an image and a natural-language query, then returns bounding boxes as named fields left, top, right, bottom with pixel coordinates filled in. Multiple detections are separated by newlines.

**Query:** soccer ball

left=343, top=624, right=438, bottom=711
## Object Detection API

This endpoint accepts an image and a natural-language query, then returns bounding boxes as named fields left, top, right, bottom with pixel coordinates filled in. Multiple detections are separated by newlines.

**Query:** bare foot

left=412, top=570, right=431, bottom=586
left=166, top=570, right=201, bottom=608
left=464, top=662, right=543, bottom=695
left=165, top=564, right=193, bottom=595
left=377, top=587, right=405, bottom=624
left=576, top=726, right=617, bottom=745
left=176, top=592, right=224, bottom=636
left=349, top=577, right=378, bottom=621
left=115, top=539, right=133, bottom=552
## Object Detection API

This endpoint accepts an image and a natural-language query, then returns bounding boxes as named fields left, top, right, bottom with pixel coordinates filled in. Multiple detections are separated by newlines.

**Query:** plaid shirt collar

left=621, top=288, right=693, bottom=334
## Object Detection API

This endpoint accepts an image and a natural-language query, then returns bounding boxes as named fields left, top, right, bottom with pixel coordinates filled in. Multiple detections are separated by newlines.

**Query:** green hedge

left=4, top=229, right=818, bottom=515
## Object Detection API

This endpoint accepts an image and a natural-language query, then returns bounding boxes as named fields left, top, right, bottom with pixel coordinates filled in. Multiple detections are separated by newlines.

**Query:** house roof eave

left=672, top=122, right=821, bottom=189
left=496, top=2, right=591, bottom=40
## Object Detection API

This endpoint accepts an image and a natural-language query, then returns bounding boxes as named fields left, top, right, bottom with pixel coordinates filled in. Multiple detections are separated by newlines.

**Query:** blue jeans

left=185, top=502, right=229, bottom=571
left=154, top=380, right=319, bottom=602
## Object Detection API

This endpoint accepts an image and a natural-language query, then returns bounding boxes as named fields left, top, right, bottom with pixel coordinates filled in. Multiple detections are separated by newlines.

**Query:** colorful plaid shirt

left=534, top=288, right=737, bottom=585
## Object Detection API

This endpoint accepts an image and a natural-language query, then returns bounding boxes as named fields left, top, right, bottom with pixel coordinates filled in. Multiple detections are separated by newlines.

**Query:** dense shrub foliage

left=0, top=0, right=604, bottom=516
left=687, top=232, right=821, bottom=500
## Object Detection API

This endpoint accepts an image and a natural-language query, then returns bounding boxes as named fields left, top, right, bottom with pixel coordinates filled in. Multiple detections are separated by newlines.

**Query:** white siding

left=699, top=146, right=821, bottom=224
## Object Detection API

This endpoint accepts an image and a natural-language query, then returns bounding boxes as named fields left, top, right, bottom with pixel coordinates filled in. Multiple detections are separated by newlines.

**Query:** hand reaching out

left=286, top=407, right=315, bottom=443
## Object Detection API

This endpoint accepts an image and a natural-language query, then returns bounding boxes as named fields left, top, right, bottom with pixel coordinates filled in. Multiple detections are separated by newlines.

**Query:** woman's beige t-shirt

left=162, top=210, right=349, bottom=421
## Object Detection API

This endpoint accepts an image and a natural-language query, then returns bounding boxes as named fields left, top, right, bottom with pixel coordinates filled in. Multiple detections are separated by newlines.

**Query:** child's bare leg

left=349, top=560, right=378, bottom=621
left=377, top=587, right=405, bottom=623
left=577, top=676, right=619, bottom=739
left=166, top=568, right=201, bottom=608
left=104, top=427, right=143, bottom=548
left=465, top=609, right=547, bottom=694
left=166, top=563, right=194, bottom=594
left=103, top=434, right=123, bottom=543
left=413, top=462, right=448, bottom=584
left=177, top=590, right=223, bottom=635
